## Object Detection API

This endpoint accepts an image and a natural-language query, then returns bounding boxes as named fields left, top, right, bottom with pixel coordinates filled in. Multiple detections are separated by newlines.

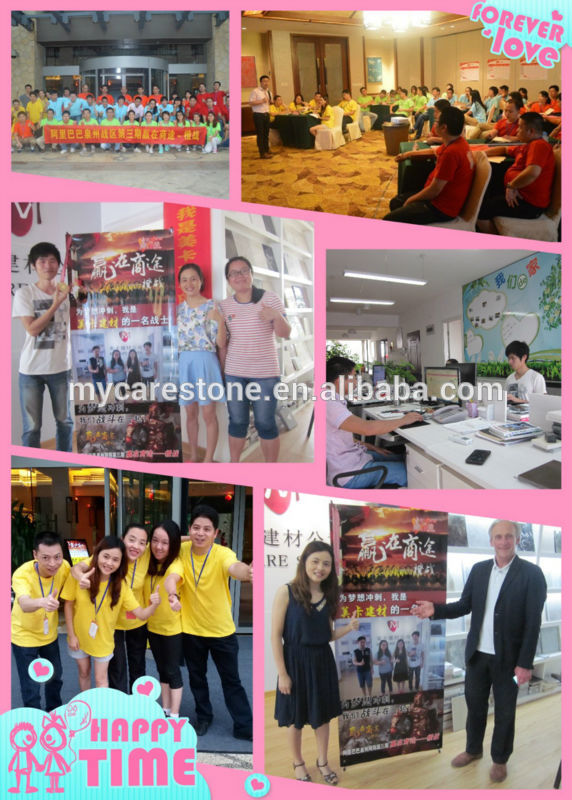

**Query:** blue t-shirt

left=469, top=102, right=486, bottom=123
left=47, top=98, right=63, bottom=120
left=68, top=97, right=88, bottom=117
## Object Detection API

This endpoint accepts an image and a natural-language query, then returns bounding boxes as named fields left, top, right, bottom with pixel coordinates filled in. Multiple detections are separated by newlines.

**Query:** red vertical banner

left=164, top=203, right=212, bottom=302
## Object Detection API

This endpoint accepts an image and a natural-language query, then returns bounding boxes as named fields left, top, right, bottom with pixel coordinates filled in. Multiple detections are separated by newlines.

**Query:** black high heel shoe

left=292, top=762, right=311, bottom=782
left=316, top=760, right=338, bottom=785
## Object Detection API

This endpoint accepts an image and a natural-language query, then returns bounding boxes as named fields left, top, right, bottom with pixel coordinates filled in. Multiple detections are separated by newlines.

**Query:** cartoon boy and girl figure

left=9, top=712, right=71, bottom=794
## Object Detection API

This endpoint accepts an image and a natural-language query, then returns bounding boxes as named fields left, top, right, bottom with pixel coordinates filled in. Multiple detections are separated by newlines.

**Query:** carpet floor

left=241, top=128, right=399, bottom=218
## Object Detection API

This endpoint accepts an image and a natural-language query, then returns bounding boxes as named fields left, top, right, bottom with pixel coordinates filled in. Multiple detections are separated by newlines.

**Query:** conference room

left=325, top=249, right=561, bottom=490
left=241, top=10, right=562, bottom=238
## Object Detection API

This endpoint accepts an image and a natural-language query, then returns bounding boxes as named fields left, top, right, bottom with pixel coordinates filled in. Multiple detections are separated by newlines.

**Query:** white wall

left=399, top=285, right=462, bottom=369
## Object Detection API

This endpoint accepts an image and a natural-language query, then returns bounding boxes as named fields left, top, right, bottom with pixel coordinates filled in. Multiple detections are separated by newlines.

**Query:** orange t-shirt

left=528, top=102, right=548, bottom=114
left=494, top=117, right=519, bottom=137
left=548, top=99, right=561, bottom=113
left=424, top=137, right=475, bottom=217
left=13, top=120, right=34, bottom=138
left=505, top=139, right=555, bottom=208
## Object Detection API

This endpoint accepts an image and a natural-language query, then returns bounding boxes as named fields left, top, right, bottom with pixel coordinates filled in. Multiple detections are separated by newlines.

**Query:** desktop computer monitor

left=372, top=365, right=386, bottom=384
left=424, top=366, right=461, bottom=404
left=458, top=362, right=477, bottom=387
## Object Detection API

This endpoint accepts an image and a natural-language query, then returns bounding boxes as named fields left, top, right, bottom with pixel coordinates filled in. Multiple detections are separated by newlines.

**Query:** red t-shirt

left=212, top=90, right=226, bottom=106
left=196, top=92, right=213, bottom=105
left=424, top=137, right=475, bottom=217
left=97, top=94, right=114, bottom=104
left=186, top=102, right=207, bottom=120
left=493, top=117, right=519, bottom=137
left=505, top=138, right=555, bottom=208
left=13, top=120, right=34, bottom=138
left=548, top=99, right=561, bottom=113
left=528, top=102, right=548, bottom=114
left=214, top=102, right=229, bottom=121
left=150, top=93, right=163, bottom=103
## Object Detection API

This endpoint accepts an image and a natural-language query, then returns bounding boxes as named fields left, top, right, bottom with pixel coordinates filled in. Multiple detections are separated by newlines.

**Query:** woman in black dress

left=393, top=638, right=409, bottom=693
left=272, top=541, right=358, bottom=785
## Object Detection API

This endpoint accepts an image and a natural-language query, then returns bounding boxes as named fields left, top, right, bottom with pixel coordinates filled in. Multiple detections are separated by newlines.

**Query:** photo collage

left=7, top=4, right=566, bottom=798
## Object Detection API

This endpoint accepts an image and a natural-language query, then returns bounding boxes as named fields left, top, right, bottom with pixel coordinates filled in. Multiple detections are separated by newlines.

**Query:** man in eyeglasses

left=11, top=531, right=70, bottom=710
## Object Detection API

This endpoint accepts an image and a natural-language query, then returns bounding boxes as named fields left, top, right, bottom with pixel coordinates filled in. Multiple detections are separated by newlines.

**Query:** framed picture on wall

left=367, top=57, right=382, bottom=83
left=241, top=55, right=257, bottom=88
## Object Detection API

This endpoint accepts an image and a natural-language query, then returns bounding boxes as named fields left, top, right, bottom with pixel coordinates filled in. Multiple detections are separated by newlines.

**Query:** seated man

left=325, top=356, right=423, bottom=488
left=504, top=340, right=547, bottom=404
left=384, top=106, right=475, bottom=226
left=357, top=87, right=378, bottom=131
left=477, top=112, right=555, bottom=233
left=269, top=95, right=289, bottom=121
left=338, top=89, right=359, bottom=134
left=391, top=87, right=415, bottom=118
left=468, top=99, right=521, bottom=141
left=413, top=89, right=444, bottom=139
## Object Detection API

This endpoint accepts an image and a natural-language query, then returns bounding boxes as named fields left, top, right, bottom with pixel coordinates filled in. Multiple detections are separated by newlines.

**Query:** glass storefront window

left=122, top=471, right=172, bottom=530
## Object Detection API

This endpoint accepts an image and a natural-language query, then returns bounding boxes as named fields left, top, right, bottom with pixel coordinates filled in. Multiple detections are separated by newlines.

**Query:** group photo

left=11, top=458, right=253, bottom=768
left=11, top=10, right=230, bottom=198
left=264, top=492, right=561, bottom=789
left=11, top=201, right=315, bottom=463
left=241, top=10, right=561, bottom=240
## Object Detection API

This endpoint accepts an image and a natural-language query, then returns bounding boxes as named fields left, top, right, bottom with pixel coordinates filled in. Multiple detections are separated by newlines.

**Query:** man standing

left=352, top=635, right=373, bottom=698
left=165, top=505, right=253, bottom=740
left=140, top=341, right=158, bottom=391
left=11, top=532, right=70, bottom=710
left=407, top=630, right=424, bottom=691
left=249, top=75, right=272, bottom=159
left=413, top=520, right=546, bottom=782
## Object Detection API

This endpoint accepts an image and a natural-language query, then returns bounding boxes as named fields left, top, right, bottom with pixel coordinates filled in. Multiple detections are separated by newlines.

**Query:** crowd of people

left=250, top=74, right=561, bottom=236
left=11, top=81, right=229, bottom=155
left=11, top=506, right=253, bottom=740
left=12, top=243, right=291, bottom=462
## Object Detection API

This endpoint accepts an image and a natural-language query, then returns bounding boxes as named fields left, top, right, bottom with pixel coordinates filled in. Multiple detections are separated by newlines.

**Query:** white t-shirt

left=12, top=284, right=71, bottom=375
left=505, top=369, right=546, bottom=401
left=326, top=395, right=370, bottom=486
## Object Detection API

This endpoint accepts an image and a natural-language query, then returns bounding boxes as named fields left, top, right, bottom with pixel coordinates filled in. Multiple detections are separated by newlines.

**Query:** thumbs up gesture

left=42, top=593, right=60, bottom=612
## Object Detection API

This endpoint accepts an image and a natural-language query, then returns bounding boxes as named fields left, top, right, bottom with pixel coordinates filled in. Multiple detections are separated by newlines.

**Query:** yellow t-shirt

left=116, top=547, right=151, bottom=631
left=269, top=104, right=289, bottom=121
left=11, top=560, right=71, bottom=647
left=338, top=99, right=359, bottom=121
left=178, top=542, right=238, bottom=637
left=289, top=102, right=309, bottom=114
left=320, top=105, right=335, bottom=128
left=61, top=574, right=139, bottom=657
left=27, top=99, right=44, bottom=125
left=144, top=557, right=184, bottom=636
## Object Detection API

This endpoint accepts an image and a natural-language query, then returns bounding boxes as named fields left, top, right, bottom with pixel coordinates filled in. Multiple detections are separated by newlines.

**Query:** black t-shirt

left=89, top=356, right=105, bottom=380
left=354, top=647, right=371, bottom=671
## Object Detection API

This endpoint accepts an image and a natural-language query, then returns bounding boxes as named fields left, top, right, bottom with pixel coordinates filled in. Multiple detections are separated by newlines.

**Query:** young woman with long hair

left=144, top=521, right=185, bottom=718
left=271, top=541, right=358, bottom=785
left=62, top=536, right=159, bottom=690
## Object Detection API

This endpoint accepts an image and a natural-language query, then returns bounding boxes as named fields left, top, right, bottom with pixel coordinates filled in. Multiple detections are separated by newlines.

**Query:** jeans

left=182, top=633, right=252, bottom=737
left=19, top=370, right=73, bottom=451
left=12, top=640, right=63, bottom=711
left=409, top=665, right=421, bottom=690
left=344, top=451, right=407, bottom=488
left=225, top=375, right=280, bottom=439
left=379, top=672, right=393, bottom=693
left=108, top=626, right=149, bottom=693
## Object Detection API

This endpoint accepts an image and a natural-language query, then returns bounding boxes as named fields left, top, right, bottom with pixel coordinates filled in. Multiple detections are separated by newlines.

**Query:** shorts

left=179, top=350, right=224, bottom=406
left=357, top=668, right=373, bottom=689
left=68, top=646, right=114, bottom=663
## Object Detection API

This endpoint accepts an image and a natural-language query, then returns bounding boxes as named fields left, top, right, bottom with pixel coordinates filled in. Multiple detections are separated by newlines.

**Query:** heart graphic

left=250, top=779, right=265, bottom=791
left=501, top=312, right=539, bottom=347
left=137, top=681, right=153, bottom=696
left=483, top=28, right=492, bottom=36
left=387, top=620, right=398, bottom=632
left=33, top=662, right=50, bottom=677
left=264, top=489, right=292, bottom=515
left=552, top=10, right=563, bottom=21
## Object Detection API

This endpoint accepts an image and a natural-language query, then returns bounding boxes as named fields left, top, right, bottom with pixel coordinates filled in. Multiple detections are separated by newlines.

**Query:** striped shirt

left=220, top=290, right=284, bottom=378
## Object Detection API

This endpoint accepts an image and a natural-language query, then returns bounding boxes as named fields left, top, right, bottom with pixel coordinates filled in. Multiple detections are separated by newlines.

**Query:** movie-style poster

left=331, top=503, right=448, bottom=767
left=67, top=229, right=182, bottom=462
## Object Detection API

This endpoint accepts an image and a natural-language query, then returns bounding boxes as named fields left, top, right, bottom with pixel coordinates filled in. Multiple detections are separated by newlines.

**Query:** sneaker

left=120, top=145, right=127, bottom=153
left=134, top=147, right=140, bottom=153
left=30, top=146, right=35, bottom=152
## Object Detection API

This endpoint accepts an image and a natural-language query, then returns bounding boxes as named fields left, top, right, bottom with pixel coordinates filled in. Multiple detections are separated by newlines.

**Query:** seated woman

left=308, top=96, right=334, bottom=136
left=289, top=94, right=309, bottom=114
left=464, top=89, right=487, bottom=126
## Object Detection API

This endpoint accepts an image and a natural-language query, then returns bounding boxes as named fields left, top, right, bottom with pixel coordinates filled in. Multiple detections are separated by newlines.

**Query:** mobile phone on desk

left=465, top=449, right=491, bottom=465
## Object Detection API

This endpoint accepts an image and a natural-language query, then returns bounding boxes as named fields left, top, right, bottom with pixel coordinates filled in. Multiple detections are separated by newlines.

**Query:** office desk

left=364, top=406, right=561, bottom=489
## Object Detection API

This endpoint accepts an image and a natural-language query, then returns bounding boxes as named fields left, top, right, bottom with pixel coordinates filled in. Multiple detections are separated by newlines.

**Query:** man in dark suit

left=413, top=519, right=546, bottom=783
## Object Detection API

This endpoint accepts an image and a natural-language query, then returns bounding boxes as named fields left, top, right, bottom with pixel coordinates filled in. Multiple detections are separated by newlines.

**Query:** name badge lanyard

left=191, top=546, right=212, bottom=590
left=35, top=562, right=54, bottom=635
left=124, top=560, right=138, bottom=620
left=89, top=579, right=110, bottom=638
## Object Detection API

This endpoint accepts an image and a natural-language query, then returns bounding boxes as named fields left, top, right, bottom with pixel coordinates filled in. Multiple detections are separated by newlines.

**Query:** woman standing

left=177, top=263, right=225, bottom=462
left=62, top=536, right=159, bottom=689
left=126, top=349, right=142, bottom=388
left=107, top=349, right=126, bottom=384
left=272, top=542, right=358, bottom=784
left=375, top=639, right=394, bottom=694
left=393, top=638, right=409, bottom=693
left=144, top=521, right=185, bottom=718
left=220, top=256, right=291, bottom=462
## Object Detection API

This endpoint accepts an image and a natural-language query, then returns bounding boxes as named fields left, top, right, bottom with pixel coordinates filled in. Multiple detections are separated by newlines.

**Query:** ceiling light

left=344, top=270, right=426, bottom=286
left=330, top=298, right=394, bottom=306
